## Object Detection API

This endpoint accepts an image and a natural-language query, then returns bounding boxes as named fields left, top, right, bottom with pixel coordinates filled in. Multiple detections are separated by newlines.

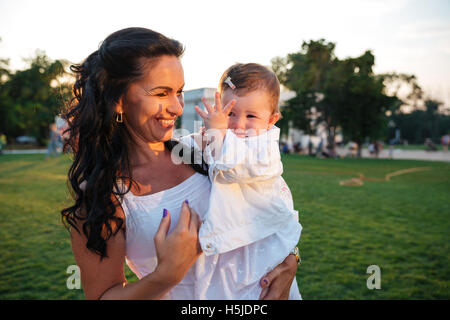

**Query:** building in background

left=179, top=87, right=335, bottom=152
left=181, top=88, right=297, bottom=132
left=180, top=88, right=217, bottom=134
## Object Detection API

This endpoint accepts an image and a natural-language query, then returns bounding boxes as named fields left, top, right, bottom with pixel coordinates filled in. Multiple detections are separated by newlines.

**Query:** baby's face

left=221, top=89, right=279, bottom=137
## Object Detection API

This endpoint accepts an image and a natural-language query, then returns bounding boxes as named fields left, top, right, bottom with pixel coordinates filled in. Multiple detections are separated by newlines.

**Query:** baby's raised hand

left=194, top=92, right=236, bottom=131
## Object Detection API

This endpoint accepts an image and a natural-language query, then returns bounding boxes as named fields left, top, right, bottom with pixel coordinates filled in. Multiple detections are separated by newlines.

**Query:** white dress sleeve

left=206, top=126, right=283, bottom=184
left=199, top=126, right=302, bottom=255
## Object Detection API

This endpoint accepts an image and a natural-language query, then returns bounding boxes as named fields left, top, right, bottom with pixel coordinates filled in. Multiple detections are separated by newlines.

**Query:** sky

left=0, top=0, right=449, bottom=106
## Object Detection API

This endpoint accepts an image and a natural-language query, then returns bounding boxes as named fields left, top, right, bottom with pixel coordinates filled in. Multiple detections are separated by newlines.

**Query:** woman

left=46, top=123, right=60, bottom=159
left=62, top=27, right=299, bottom=300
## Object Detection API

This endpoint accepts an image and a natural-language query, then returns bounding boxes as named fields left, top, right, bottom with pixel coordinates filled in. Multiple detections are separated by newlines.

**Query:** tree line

left=272, top=39, right=450, bottom=154
left=0, top=39, right=449, bottom=150
left=0, top=48, right=72, bottom=146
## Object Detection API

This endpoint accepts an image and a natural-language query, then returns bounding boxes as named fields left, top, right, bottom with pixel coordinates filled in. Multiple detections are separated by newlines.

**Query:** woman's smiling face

left=119, top=55, right=185, bottom=144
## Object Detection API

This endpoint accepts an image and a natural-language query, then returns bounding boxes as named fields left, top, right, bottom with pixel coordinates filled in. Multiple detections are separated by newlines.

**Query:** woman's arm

left=71, top=200, right=202, bottom=300
left=258, top=254, right=299, bottom=300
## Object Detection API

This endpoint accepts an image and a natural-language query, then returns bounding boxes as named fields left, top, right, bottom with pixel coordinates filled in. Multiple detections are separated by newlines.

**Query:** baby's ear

left=268, top=112, right=281, bottom=128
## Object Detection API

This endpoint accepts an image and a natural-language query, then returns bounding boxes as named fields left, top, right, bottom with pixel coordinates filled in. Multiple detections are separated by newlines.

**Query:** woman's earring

left=116, top=112, right=123, bottom=123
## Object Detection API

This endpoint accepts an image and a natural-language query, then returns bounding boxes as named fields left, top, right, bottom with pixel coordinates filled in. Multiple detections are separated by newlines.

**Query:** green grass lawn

left=0, top=153, right=449, bottom=299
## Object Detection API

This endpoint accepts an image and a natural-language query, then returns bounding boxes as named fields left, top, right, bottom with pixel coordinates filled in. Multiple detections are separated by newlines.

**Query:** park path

left=336, top=148, right=450, bottom=162
left=2, top=149, right=47, bottom=154
left=362, top=149, right=450, bottom=162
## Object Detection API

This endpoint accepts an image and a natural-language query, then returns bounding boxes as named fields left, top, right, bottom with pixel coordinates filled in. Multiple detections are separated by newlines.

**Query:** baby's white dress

left=181, top=126, right=302, bottom=300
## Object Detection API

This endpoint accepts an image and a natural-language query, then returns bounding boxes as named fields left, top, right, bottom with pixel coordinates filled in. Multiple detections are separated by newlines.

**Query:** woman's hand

left=259, top=254, right=298, bottom=300
left=153, top=201, right=203, bottom=286
left=73, top=200, right=203, bottom=300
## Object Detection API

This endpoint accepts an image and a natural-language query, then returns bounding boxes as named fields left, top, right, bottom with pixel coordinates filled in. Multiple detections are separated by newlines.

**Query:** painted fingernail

left=263, top=279, right=268, bottom=285
left=185, top=200, right=189, bottom=205
left=163, top=208, right=168, bottom=217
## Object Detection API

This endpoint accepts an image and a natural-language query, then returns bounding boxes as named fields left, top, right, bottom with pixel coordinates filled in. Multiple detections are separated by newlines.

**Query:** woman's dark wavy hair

left=61, top=27, right=206, bottom=259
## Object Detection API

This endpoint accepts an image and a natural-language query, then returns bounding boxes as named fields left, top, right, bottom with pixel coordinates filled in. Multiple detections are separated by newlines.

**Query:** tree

left=272, top=40, right=400, bottom=156
left=0, top=50, right=72, bottom=145
left=0, top=38, right=13, bottom=141
left=378, top=73, right=423, bottom=112
left=388, top=99, right=450, bottom=144
left=272, top=40, right=339, bottom=149
left=333, top=51, right=399, bottom=156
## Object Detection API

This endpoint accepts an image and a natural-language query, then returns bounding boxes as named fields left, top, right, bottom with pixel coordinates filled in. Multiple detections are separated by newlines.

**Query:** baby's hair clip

left=224, top=76, right=236, bottom=89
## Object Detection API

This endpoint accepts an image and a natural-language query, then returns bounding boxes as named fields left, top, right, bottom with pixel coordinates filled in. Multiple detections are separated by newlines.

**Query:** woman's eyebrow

left=147, top=86, right=174, bottom=92
left=147, top=84, right=185, bottom=92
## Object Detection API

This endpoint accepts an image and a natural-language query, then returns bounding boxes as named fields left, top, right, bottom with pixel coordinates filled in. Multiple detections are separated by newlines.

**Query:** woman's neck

left=125, top=139, right=195, bottom=196
left=128, top=140, right=168, bottom=168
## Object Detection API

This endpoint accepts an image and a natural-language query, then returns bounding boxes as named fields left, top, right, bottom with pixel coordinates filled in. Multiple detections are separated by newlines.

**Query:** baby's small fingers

left=222, top=99, right=236, bottom=115
left=215, top=91, right=223, bottom=113
left=201, top=97, right=214, bottom=114
left=195, top=105, right=208, bottom=119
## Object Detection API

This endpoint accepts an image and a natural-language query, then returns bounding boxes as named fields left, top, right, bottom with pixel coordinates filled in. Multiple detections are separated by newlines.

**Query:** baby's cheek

left=248, top=119, right=270, bottom=131
left=227, top=119, right=238, bottom=131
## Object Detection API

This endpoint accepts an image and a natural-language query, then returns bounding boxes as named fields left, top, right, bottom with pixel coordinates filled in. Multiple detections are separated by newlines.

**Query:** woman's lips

left=157, top=118, right=175, bottom=128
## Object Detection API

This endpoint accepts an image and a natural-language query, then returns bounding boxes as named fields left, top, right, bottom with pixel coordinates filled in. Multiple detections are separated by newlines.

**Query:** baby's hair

left=218, top=63, right=280, bottom=114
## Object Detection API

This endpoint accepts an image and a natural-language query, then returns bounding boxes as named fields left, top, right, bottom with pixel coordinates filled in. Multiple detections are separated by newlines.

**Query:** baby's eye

left=176, top=90, right=184, bottom=96
left=228, top=112, right=234, bottom=116
left=247, top=114, right=257, bottom=118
